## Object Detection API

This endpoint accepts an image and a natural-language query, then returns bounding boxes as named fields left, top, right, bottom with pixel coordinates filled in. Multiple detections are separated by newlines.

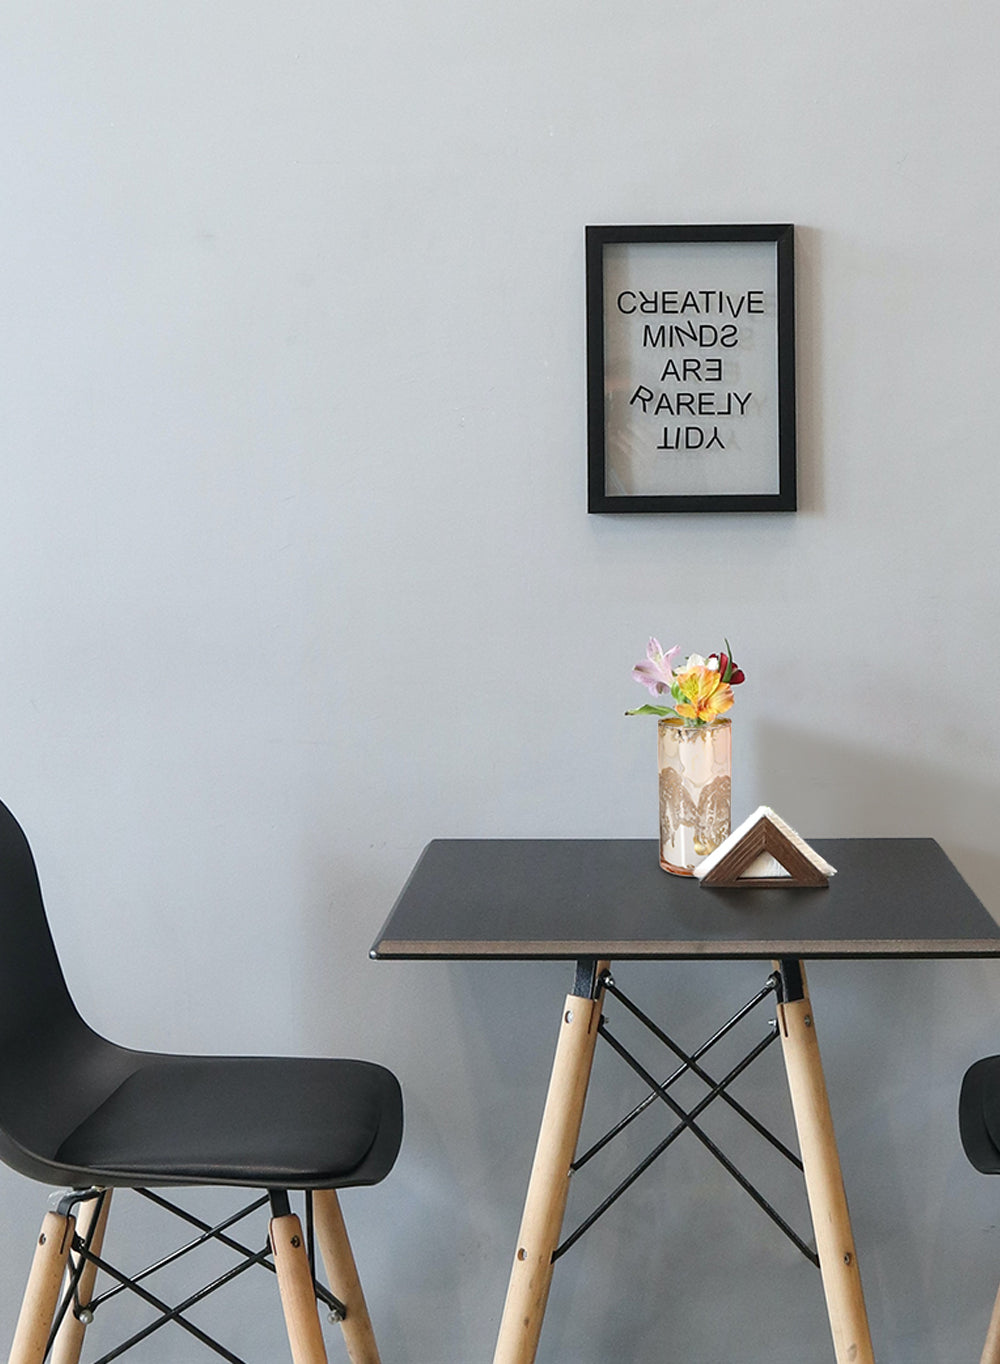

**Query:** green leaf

left=625, top=704, right=679, bottom=718
left=722, top=637, right=734, bottom=682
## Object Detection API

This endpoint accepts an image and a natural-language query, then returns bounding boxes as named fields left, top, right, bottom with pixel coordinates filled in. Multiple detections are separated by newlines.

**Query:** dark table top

left=371, top=838, right=1000, bottom=961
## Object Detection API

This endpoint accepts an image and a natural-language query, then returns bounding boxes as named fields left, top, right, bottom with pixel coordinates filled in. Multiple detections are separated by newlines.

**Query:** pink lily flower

left=632, top=638, right=681, bottom=696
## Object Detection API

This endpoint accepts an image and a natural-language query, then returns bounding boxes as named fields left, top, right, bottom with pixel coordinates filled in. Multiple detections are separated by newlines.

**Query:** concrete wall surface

left=2, top=2, right=1000, bottom=1360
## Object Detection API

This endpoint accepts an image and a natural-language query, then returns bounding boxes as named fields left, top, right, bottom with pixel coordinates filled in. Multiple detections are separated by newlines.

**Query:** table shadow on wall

left=750, top=719, right=1000, bottom=919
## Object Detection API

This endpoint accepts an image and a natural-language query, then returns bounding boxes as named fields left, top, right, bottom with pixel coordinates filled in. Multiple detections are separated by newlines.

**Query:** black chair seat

left=960, top=1054, right=1000, bottom=1174
left=53, top=1054, right=402, bottom=1189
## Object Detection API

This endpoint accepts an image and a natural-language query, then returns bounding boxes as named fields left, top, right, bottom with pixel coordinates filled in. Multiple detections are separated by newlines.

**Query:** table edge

left=371, top=936, right=1000, bottom=961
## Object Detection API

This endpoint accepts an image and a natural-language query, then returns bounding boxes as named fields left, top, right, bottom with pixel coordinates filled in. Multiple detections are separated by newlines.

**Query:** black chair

left=960, top=1056, right=1000, bottom=1364
left=0, top=797, right=403, bottom=1364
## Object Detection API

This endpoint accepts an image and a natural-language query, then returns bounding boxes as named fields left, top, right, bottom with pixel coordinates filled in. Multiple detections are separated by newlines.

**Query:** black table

left=373, top=838, right=1000, bottom=1364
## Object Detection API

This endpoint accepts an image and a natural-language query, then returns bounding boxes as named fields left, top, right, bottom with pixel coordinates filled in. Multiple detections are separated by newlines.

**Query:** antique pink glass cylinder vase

left=657, top=718, right=732, bottom=875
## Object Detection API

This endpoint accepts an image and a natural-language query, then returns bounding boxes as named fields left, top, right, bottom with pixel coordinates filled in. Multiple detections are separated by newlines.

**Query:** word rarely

left=629, top=387, right=752, bottom=417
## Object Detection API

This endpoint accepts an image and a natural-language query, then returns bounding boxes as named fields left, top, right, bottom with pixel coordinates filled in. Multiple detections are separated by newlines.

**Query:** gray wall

left=3, top=2, right=1000, bottom=1360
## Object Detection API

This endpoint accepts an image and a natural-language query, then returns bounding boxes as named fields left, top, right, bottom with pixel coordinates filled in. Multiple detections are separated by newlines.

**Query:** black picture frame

left=586, top=224, right=796, bottom=513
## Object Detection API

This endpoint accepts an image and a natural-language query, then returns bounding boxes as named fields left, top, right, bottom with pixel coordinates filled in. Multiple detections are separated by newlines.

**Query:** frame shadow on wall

left=790, top=225, right=824, bottom=518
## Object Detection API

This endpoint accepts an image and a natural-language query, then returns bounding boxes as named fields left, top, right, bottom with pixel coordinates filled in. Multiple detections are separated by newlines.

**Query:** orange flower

left=673, top=664, right=734, bottom=724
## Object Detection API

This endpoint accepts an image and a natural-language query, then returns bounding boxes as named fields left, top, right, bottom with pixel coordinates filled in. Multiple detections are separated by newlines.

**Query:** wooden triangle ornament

left=695, top=806, right=836, bottom=888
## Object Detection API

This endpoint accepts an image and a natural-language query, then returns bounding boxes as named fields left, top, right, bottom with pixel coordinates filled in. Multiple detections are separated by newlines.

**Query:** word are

left=616, top=290, right=765, bottom=316
left=658, top=357, right=723, bottom=382
left=630, top=387, right=752, bottom=417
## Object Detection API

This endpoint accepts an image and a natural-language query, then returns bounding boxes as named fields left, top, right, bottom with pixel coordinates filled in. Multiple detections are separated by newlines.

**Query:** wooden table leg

left=776, top=959, right=875, bottom=1364
left=493, top=960, right=609, bottom=1364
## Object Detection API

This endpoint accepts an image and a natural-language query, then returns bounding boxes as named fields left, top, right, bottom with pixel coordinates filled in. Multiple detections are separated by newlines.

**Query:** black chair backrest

left=0, top=798, right=121, bottom=1180
left=0, top=799, right=80, bottom=1046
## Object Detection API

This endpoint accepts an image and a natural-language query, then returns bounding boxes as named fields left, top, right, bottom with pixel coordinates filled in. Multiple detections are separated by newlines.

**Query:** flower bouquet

left=628, top=639, right=745, bottom=875
left=627, top=639, right=745, bottom=725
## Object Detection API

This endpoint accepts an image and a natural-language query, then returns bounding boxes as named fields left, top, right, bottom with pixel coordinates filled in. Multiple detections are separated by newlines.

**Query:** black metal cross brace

left=553, top=967, right=819, bottom=1269
left=45, top=1188, right=346, bottom=1364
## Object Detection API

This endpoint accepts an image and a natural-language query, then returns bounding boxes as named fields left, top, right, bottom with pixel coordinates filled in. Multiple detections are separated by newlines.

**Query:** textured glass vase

left=657, top=718, right=732, bottom=875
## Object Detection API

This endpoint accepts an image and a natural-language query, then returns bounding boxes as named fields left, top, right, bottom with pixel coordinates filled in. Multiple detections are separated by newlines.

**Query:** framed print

left=586, top=224, right=796, bottom=513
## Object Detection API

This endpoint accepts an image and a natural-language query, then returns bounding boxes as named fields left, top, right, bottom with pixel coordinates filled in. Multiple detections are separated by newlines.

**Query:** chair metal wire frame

left=43, top=1187, right=347, bottom=1364
left=552, top=966, right=820, bottom=1269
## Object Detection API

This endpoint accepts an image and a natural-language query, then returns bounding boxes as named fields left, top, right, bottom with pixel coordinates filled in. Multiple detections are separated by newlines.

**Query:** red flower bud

left=713, top=649, right=745, bottom=686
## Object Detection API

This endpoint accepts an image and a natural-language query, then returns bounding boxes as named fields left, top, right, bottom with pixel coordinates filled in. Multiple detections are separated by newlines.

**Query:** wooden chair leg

left=312, top=1190, right=381, bottom=1364
left=9, top=1211, right=76, bottom=1364
left=49, top=1190, right=112, bottom=1364
left=980, top=1279, right=1000, bottom=1364
left=270, top=1212, right=329, bottom=1364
